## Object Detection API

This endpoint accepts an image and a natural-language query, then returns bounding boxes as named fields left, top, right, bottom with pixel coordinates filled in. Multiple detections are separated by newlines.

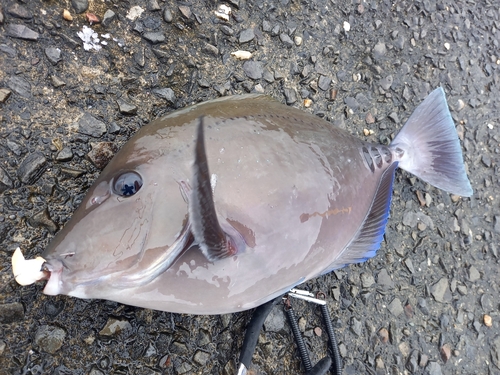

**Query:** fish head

left=41, top=129, right=192, bottom=298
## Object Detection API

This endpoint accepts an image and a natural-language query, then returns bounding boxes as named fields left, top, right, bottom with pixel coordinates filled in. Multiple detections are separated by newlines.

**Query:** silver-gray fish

left=13, top=88, right=472, bottom=314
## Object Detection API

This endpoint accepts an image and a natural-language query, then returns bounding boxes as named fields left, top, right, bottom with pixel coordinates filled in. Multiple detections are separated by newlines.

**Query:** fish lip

left=42, top=259, right=64, bottom=296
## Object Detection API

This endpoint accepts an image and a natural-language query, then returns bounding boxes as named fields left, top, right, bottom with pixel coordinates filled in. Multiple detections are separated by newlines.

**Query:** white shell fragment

left=77, top=26, right=102, bottom=51
left=12, top=247, right=46, bottom=286
left=231, top=50, right=253, bottom=60
left=215, top=4, right=231, bottom=21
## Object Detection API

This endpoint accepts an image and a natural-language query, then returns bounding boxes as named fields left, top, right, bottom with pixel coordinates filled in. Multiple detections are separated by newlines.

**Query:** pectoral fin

left=189, top=117, right=245, bottom=262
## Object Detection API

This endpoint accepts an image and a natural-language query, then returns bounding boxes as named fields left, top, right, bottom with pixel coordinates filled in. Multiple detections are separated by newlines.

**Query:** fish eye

left=112, top=171, right=143, bottom=197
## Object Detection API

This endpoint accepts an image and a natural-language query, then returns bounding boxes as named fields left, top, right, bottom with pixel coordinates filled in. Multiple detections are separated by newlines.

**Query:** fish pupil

left=121, top=184, right=136, bottom=196
left=113, top=171, right=143, bottom=197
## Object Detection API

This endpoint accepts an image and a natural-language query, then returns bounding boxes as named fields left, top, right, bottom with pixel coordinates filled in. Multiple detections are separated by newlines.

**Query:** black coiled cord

left=319, top=304, right=342, bottom=375
left=285, top=306, right=313, bottom=372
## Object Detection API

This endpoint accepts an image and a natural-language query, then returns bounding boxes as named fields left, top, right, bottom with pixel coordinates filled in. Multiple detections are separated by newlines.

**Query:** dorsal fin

left=189, top=117, right=244, bottom=262
left=329, top=162, right=398, bottom=270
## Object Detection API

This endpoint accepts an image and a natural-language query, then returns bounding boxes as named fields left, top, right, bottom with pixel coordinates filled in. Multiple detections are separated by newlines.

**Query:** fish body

left=15, top=88, right=472, bottom=314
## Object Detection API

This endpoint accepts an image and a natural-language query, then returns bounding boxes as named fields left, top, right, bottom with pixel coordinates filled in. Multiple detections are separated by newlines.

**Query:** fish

left=12, top=87, right=472, bottom=314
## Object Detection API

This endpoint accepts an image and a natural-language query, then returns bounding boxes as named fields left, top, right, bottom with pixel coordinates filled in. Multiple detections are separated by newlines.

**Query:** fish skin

left=36, top=90, right=471, bottom=314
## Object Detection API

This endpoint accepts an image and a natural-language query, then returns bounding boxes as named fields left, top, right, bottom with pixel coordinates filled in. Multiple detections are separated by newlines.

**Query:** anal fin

left=189, top=117, right=245, bottom=262
left=330, top=162, right=398, bottom=270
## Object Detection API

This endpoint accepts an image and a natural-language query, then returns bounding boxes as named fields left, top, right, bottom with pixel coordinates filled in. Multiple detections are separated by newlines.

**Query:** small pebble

left=388, top=298, right=404, bottom=317
left=73, top=113, right=106, bottom=137
left=338, top=343, right=347, bottom=357
left=372, top=41, right=387, bottom=61
left=99, top=318, right=132, bottom=336
left=283, top=88, right=297, bottom=105
left=360, top=272, right=375, bottom=288
left=7, top=3, right=33, bottom=19
left=163, top=8, right=173, bottom=23
left=242, top=61, right=263, bottom=80
left=88, top=142, right=119, bottom=169
left=0, top=88, right=11, bottom=103
left=378, top=328, right=389, bottom=343
left=215, top=4, right=231, bottom=21
left=152, top=88, right=176, bottom=104
left=279, top=33, right=294, bottom=48
left=388, top=112, right=399, bottom=123
left=417, top=190, right=425, bottom=206
left=431, top=277, right=450, bottom=303
left=350, top=317, right=362, bottom=336
left=142, top=32, right=165, bottom=44
left=193, top=350, right=210, bottom=366
left=126, top=6, right=144, bottom=21
left=28, top=208, right=58, bottom=234
left=7, top=24, right=39, bottom=41
left=484, top=314, right=492, bottom=327
left=375, top=356, right=384, bottom=370
left=331, top=286, right=340, bottom=301
left=468, top=266, right=480, bottom=282
left=45, top=47, right=61, bottom=65
left=17, top=153, right=47, bottom=184
left=178, top=5, right=191, bottom=19
left=318, top=75, right=332, bottom=91
left=404, top=303, right=414, bottom=318
left=63, top=9, right=73, bottom=21
left=329, top=89, right=338, bottom=101
left=263, top=307, right=285, bottom=332
left=239, top=28, right=255, bottom=43
left=71, top=0, right=88, bottom=14
left=0, top=303, right=25, bottom=323
left=419, top=354, right=429, bottom=367
left=0, top=167, right=13, bottom=193
left=35, top=325, right=66, bottom=354
left=102, top=10, right=116, bottom=27
left=147, top=0, right=161, bottom=11
left=298, top=317, right=306, bottom=332
left=231, top=51, right=252, bottom=60
left=56, top=147, right=73, bottom=162
left=440, top=344, right=451, bottom=363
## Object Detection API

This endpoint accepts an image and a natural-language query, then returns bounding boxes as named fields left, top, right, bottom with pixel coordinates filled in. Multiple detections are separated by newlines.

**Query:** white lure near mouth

left=11, top=247, right=47, bottom=286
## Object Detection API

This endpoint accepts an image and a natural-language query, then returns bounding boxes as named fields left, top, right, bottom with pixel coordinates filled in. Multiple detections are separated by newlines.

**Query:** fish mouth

left=42, top=259, right=64, bottom=296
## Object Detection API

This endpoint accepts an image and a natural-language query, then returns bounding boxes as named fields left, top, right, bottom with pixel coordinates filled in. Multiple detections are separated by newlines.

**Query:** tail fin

left=390, top=87, right=473, bottom=197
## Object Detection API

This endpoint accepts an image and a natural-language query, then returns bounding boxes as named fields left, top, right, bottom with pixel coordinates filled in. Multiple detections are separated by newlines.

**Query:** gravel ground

left=1, top=0, right=499, bottom=374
